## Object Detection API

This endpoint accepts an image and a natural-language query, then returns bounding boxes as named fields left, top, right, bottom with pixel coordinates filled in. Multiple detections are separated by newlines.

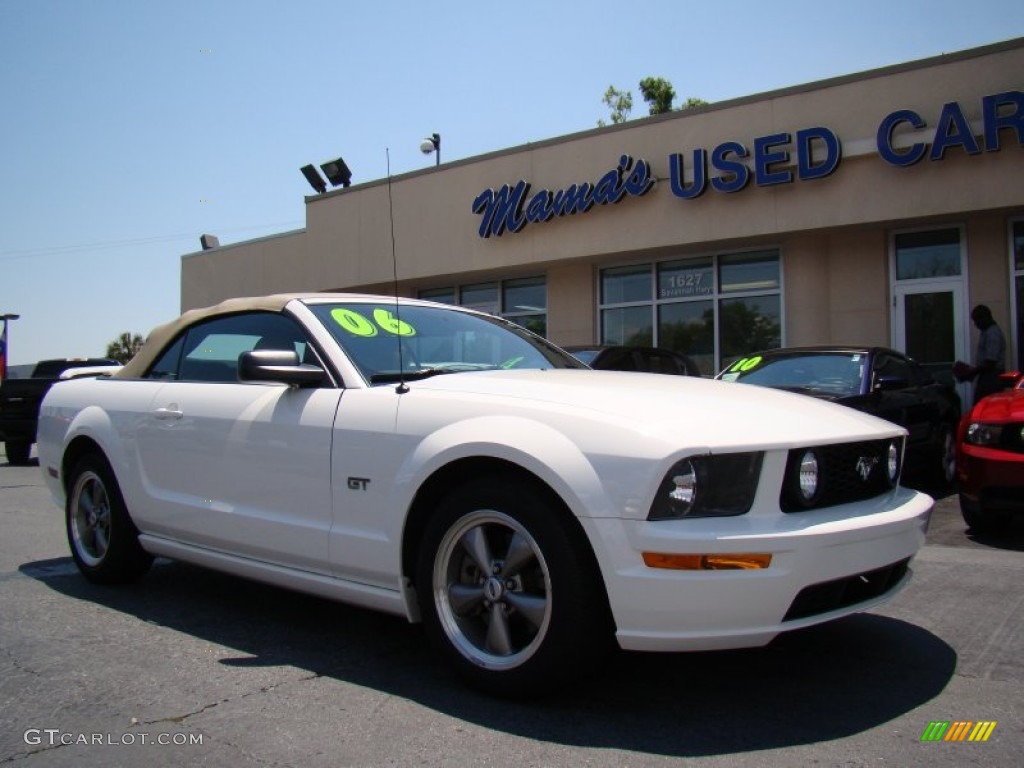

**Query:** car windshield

left=720, top=352, right=866, bottom=397
left=567, top=349, right=600, bottom=365
left=308, top=301, right=585, bottom=384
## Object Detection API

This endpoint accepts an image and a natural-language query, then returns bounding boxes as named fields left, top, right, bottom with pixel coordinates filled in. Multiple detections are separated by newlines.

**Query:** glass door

left=891, top=227, right=970, bottom=406
left=894, top=285, right=964, bottom=373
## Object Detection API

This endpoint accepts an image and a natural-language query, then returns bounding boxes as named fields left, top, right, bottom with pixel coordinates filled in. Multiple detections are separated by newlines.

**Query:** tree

left=106, top=332, right=145, bottom=364
left=597, top=85, right=633, bottom=127
left=599, top=78, right=707, bottom=125
left=639, top=77, right=676, bottom=115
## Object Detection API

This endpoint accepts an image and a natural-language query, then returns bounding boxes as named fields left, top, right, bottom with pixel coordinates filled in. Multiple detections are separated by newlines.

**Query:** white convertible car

left=38, top=294, right=932, bottom=695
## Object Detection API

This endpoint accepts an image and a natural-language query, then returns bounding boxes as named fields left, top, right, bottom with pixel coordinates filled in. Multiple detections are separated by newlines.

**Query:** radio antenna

left=386, top=148, right=409, bottom=394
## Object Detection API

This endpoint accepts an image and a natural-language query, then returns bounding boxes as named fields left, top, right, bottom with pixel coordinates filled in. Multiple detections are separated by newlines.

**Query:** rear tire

left=66, top=453, right=153, bottom=584
left=416, top=475, right=613, bottom=697
left=5, top=440, right=31, bottom=465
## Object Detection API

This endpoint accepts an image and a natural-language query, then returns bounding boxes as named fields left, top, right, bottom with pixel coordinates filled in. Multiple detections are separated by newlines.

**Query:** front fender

left=395, top=414, right=620, bottom=520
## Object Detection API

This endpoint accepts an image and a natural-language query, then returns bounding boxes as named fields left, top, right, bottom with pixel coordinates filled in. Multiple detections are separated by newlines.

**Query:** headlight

left=796, top=450, right=820, bottom=504
left=649, top=452, right=763, bottom=520
left=885, top=439, right=900, bottom=485
left=965, top=422, right=1003, bottom=446
left=668, top=459, right=698, bottom=512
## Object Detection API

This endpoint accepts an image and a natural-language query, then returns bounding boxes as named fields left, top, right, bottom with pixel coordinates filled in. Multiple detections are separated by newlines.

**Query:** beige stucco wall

left=545, top=262, right=597, bottom=346
left=825, top=229, right=891, bottom=347
left=183, top=229, right=311, bottom=310
left=181, top=39, right=1024, bottom=363
left=780, top=235, right=832, bottom=345
left=968, top=213, right=1014, bottom=323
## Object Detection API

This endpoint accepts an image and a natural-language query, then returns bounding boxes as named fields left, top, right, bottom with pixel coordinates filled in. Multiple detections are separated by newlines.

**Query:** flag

left=0, top=321, right=7, bottom=381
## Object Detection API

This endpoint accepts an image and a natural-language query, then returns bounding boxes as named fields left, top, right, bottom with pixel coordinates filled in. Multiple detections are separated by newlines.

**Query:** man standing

left=959, top=304, right=1007, bottom=404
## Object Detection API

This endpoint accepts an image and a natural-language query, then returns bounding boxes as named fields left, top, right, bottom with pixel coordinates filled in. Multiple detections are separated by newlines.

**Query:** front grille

left=783, top=558, right=910, bottom=621
left=997, top=422, right=1024, bottom=454
left=780, top=438, right=900, bottom=512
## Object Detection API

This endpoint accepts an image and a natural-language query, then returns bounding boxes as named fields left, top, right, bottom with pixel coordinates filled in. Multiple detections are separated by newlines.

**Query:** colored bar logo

left=921, top=721, right=997, bottom=742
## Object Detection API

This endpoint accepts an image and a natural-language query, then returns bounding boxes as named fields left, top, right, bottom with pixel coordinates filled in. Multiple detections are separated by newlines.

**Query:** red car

left=956, top=372, right=1024, bottom=533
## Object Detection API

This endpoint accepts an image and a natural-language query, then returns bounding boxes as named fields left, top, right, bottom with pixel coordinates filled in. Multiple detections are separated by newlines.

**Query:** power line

left=0, top=220, right=305, bottom=262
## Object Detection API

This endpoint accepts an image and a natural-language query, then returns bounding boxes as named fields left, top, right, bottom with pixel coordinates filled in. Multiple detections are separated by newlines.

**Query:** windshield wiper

left=369, top=363, right=493, bottom=384
left=766, top=384, right=820, bottom=395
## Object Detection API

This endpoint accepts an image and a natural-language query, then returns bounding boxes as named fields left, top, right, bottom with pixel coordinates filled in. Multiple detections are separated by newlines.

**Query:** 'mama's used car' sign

left=471, top=90, right=1023, bottom=238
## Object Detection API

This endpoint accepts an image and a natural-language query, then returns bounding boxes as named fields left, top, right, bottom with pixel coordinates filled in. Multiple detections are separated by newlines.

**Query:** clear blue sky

left=2, top=0, right=1022, bottom=366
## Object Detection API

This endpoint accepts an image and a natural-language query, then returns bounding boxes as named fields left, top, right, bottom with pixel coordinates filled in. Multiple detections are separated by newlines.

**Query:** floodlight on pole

left=420, top=133, right=441, bottom=166
left=300, top=164, right=328, bottom=195
left=319, top=157, right=352, bottom=188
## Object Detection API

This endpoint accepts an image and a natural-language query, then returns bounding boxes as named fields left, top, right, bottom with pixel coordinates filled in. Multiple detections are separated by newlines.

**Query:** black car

left=717, top=346, right=961, bottom=487
left=565, top=346, right=701, bottom=377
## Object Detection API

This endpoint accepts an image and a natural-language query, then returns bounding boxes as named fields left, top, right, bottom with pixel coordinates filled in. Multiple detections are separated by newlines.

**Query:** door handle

left=154, top=404, right=184, bottom=421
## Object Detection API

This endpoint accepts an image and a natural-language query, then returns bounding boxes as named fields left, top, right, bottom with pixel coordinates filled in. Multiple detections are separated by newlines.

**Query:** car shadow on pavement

left=905, top=479, right=1024, bottom=552
left=919, top=481, right=1024, bottom=552
left=23, top=556, right=956, bottom=759
left=965, top=525, right=1024, bottom=552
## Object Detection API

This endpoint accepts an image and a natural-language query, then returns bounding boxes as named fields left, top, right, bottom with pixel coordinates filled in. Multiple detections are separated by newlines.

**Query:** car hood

left=969, top=388, right=1024, bottom=423
left=406, top=369, right=903, bottom=451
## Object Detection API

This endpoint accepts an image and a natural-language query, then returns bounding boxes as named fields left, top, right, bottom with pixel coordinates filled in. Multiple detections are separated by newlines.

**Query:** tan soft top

left=115, top=292, right=381, bottom=379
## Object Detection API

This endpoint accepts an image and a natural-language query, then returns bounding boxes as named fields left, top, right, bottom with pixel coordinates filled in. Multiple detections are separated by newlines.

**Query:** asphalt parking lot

left=1, top=448, right=1021, bottom=767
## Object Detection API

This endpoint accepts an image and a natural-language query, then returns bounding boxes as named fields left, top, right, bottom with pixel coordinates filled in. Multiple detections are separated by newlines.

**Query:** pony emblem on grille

left=855, top=456, right=878, bottom=481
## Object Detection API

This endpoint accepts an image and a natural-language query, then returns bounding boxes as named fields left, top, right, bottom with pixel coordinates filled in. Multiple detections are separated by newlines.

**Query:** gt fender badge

left=347, top=477, right=370, bottom=491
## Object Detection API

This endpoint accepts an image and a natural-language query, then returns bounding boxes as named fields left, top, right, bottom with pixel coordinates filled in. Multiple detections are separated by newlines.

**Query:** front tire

left=932, top=423, right=957, bottom=490
left=416, top=475, right=612, bottom=696
left=66, top=454, right=153, bottom=584
left=959, top=494, right=1010, bottom=536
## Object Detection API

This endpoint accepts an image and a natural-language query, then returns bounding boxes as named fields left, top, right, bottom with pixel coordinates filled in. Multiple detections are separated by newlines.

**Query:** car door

left=870, top=351, right=932, bottom=449
left=133, top=311, right=342, bottom=575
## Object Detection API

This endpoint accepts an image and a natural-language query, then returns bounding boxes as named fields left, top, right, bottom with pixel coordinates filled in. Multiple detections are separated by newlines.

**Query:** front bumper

left=581, top=486, right=933, bottom=652
left=957, top=446, right=1024, bottom=515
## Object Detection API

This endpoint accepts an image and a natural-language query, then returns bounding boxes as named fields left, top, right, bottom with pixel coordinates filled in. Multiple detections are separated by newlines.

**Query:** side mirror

left=874, top=375, right=909, bottom=392
left=999, top=371, right=1023, bottom=390
left=238, top=350, right=325, bottom=387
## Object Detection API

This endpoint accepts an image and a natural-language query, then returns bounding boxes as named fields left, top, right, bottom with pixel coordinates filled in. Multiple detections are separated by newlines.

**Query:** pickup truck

left=1, top=358, right=119, bottom=464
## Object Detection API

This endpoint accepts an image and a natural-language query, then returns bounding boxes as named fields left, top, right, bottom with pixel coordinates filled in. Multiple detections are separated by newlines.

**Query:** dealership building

left=182, top=37, right=1024, bottom=400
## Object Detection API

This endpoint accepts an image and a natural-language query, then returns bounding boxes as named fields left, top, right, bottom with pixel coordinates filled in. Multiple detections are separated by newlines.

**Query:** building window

left=891, top=226, right=965, bottom=382
left=418, top=287, right=456, bottom=306
left=460, top=283, right=500, bottom=314
left=600, top=250, right=782, bottom=375
left=1013, top=219, right=1024, bottom=369
left=419, top=277, right=547, bottom=337
left=602, top=265, right=652, bottom=304
left=894, top=228, right=962, bottom=279
left=503, top=277, right=547, bottom=336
